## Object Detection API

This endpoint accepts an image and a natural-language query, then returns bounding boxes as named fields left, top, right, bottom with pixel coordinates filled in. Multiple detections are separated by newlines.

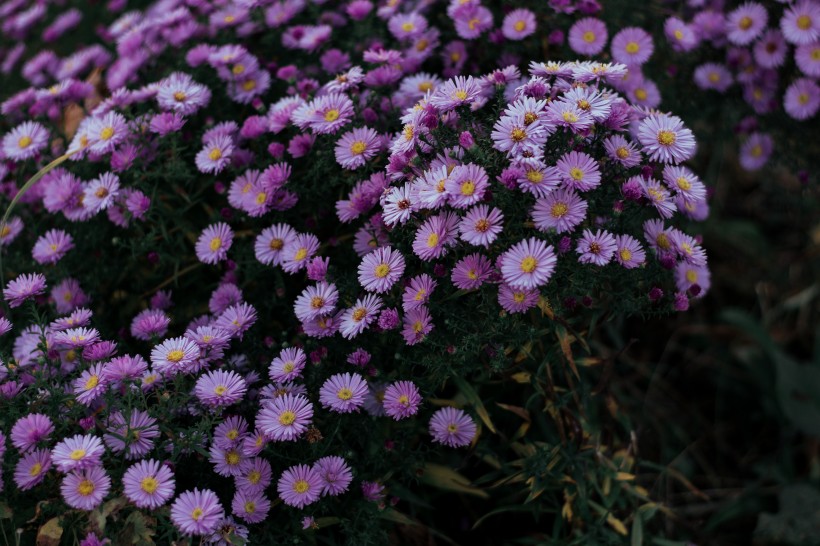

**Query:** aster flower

left=61, top=466, right=111, bottom=510
left=532, top=188, right=588, bottom=234
left=2, top=121, right=48, bottom=161
left=429, top=407, right=477, bottom=448
left=232, top=490, right=270, bottom=524
left=277, top=464, right=323, bottom=508
left=151, top=337, right=200, bottom=376
left=195, top=223, right=234, bottom=264
left=339, top=294, right=383, bottom=339
left=402, top=274, right=436, bottom=311
left=281, top=233, right=320, bottom=274
left=294, top=283, right=338, bottom=323
left=568, top=18, right=608, bottom=56
left=501, top=8, right=536, bottom=40
left=52, top=434, right=105, bottom=473
left=309, top=93, right=354, bottom=134
left=500, top=238, right=557, bottom=289
left=546, top=100, right=594, bottom=132
left=214, top=302, right=258, bottom=339
left=156, top=72, right=211, bottom=115
left=491, top=114, right=548, bottom=159
left=637, top=114, right=696, bottom=164
left=739, top=132, right=774, bottom=171
left=556, top=151, right=601, bottom=192
left=213, top=416, right=249, bottom=450
left=675, top=262, right=711, bottom=297
left=269, top=347, right=307, bottom=382
left=195, top=136, right=234, bottom=174
left=236, top=457, right=272, bottom=493
left=32, top=229, right=74, bottom=265
left=131, top=309, right=170, bottom=341
left=429, top=75, right=482, bottom=111
left=258, top=393, right=313, bottom=442
left=358, top=246, right=406, bottom=293
left=451, top=253, right=493, bottom=290
left=73, top=363, right=107, bottom=406
left=314, top=456, right=353, bottom=496
left=11, top=413, right=54, bottom=452
left=383, top=381, right=421, bottom=420
left=782, top=1, right=820, bottom=45
left=195, top=370, right=247, bottom=408
left=103, top=410, right=158, bottom=459
left=753, top=30, right=788, bottom=69
left=498, top=284, right=539, bottom=314
left=87, top=111, right=128, bottom=154
left=381, top=183, right=416, bottom=226
left=452, top=5, right=493, bottom=39
left=445, top=163, right=488, bottom=209
left=614, top=235, right=646, bottom=269
left=642, top=178, right=677, bottom=219
left=4, top=273, right=47, bottom=308
left=662, top=165, right=706, bottom=203
left=795, top=42, right=820, bottom=77
left=693, top=63, right=733, bottom=92
left=319, top=373, right=368, bottom=413
left=0, top=217, right=24, bottom=247
left=170, top=489, right=225, bottom=536
left=611, top=27, right=654, bottom=65
left=669, top=230, right=708, bottom=267
left=514, top=160, right=562, bottom=197
left=122, top=459, right=175, bottom=509
left=402, top=306, right=434, bottom=345
left=577, top=229, right=618, bottom=266
left=643, top=219, right=676, bottom=256
left=726, top=2, right=768, bottom=45
left=14, top=448, right=51, bottom=490
left=335, top=127, right=380, bottom=169
left=664, top=17, right=699, bottom=52
left=254, top=223, right=296, bottom=266
left=784, top=78, right=820, bottom=120
left=209, top=445, right=249, bottom=478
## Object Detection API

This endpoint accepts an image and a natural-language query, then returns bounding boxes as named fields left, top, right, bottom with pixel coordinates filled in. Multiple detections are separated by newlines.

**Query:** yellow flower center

left=589, top=242, right=601, bottom=254
left=140, top=476, right=158, bottom=493
left=414, top=289, right=427, bottom=301
left=447, top=423, right=458, bottom=433
left=352, top=308, right=367, bottom=322
left=208, top=148, right=222, bottom=161
left=77, top=479, right=95, bottom=496
left=413, top=320, right=424, bottom=333
left=526, top=170, right=543, bottom=183
left=513, top=292, right=526, bottom=303
left=674, top=29, right=683, bottom=40
left=270, top=238, right=284, bottom=250
left=324, top=109, right=340, bottom=122
left=84, top=375, right=99, bottom=390
left=95, top=187, right=109, bottom=198
left=551, top=203, right=568, bottom=218
left=460, top=181, right=475, bottom=196
left=797, top=14, right=812, bottom=30
left=452, top=89, right=468, bottom=101
left=214, top=385, right=227, bottom=396
left=450, top=52, right=461, bottom=62
left=248, top=470, right=261, bottom=484
left=416, top=39, right=429, bottom=51
left=656, top=233, right=671, bottom=250
left=100, top=127, right=115, bottom=140
left=750, top=145, right=763, bottom=157
left=426, top=233, right=439, bottom=248
left=226, top=451, right=240, bottom=465
left=625, top=41, right=640, bottom=54
left=798, top=93, right=809, bottom=105
left=467, top=18, right=480, bottom=30
left=635, top=88, right=648, bottom=101
left=293, top=480, right=309, bottom=493
left=738, top=16, right=753, bottom=30
left=582, top=31, right=596, bottom=43
left=467, top=269, right=477, bottom=280
left=708, top=72, right=720, bottom=83
left=374, top=263, right=390, bottom=278
left=278, top=410, right=296, bottom=425
left=510, top=127, right=527, bottom=141
left=514, top=20, right=527, bottom=32
left=562, top=111, right=578, bottom=123
left=523, top=112, right=537, bottom=125
left=70, top=449, right=86, bottom=460
left=811, top=47, right=820, bottom=61
left=242, top=79, right=257, bottom=91
left=401, top=22, right=415, bottom=32
left=398, top=394, right=410, bottom=406
left=403, top=124, right=414, bottom=141
left=173, top=91, right=186, bottom=101
left=475, top=219, right=490, bottom=233
left=520, top=256, right=537, bottom=273
left=0, top=225, right=10, bottom=237
left=191, top=507, right=203, bottom=521
left=167, top=350, right=184, bottom=362
left=616, top=147, right=629, bottom=159
left=676, top=177, right=691, bottom=191
left=244, top=501, right=256, bottom=513
left=224, top=15, right=235, bottom=23
left=337, top=388, right=353, bottom=400
left=294, top=248, right=308, bottom=261
left=418, top=81, right=433, bottom=92
left=232, top=64, right=245, bottom=75
left=226, top=429, right=238, bottom=440
left=30, top=463, right=42, bottom=476
left=619, top=249, right=632, bottom=262
left=17, top=136, right=32, bottom=148
left=209, top=237, right=222, bottom=252
left=569, top=167, right=584, bottom=181
left=350, top=141, right=367, bottom=155
left=657, top=130, right=676, bottom=146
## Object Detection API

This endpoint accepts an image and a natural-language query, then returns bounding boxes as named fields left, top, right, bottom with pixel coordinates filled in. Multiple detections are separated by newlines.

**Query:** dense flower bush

left=0, top=0, right=735, bottom=544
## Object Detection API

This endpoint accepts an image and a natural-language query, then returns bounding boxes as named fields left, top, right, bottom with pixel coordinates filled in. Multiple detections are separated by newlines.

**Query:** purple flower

left=314, top=456, right=353, bottom=496
left=195, top=370, right=247, bottom=408
left=568, top=17, right=608, bottom=56
left=429, top=407, right=477, bottom=447
left=502, top=9, right=536, bottom=41
left=577, top=229, right=618, bottom=266
left=195, top=136, right=234, bottom=174
left=781, top=1, right=820, bottom=45
left=87, top=111, right=128, bottom=154
left=402, top=306, right=434, bottom=345
left=258, top=393, right=313, bottom=442
left=611, top=27, right=654, bottom=65
left=4, top=273, right=47, bottom=308
left=52, top=434, right=105, bottom=473
left=335, top=127, right=381, bottom=169
left=196, top=223, right=233, bottom=264
left=402, top=274, right=436, bottom=311
left=2, top=121, right=48, bottom=161
left=269, top=347, right=307, bottom=382
left=14, top=448, right=51, bottom=490
left=784, top=78, right=820, bottom=120
left=451, top=253, right=493, bottom=290
left=500, top=238, right=557, bottom=289
left=429, top=75, right=482, bottom=111
left=61, top=466, right=111, bottom=510
left=532, top=188, right=588, bottom=234
left=170, top=489, right=225, bottom=536
left=32, top=229, right=74, bottom=265
left=739, top=132, right=773, bottom=171
left=254, top=223, right=296, bottom=266
left=130, top=309, right=170, bottom=341
left=277, top=464, right=322, bottom=508
left=232, top=490, right=271, bottom=524
left=11, top=413, right=54, bottom=453
left=156, top=72, right=211, bottom=115
left=614, top=235, right=646, bottom=269
left=383, top=381, right=421, bottom=420
left=358, top=246, right=406, bottom=293
left=458, top=205, right=503, bottom=247
left=726, top=2, right=768, bottom=46
left=122, top=459, right=175, bottom=509
left=319, top=372, right=368, bottom=413
left=103, top=410, right=158, bottom=459
left=339, top=294, right=383, bottom=338
left=556, top=151, right=601, bottom=192
left=637, top=114, right=696, bottom=164
left=498, top=284, right=540, bottom=314
left=150, top=336, right=200, bottom=376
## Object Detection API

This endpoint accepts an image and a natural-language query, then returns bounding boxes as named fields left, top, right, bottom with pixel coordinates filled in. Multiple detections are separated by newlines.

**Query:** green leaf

left=420, top=463, right=490, bottom=499
left=453, top=376, right=496, bottom=434
left=631, top=513, right=644, bottom=546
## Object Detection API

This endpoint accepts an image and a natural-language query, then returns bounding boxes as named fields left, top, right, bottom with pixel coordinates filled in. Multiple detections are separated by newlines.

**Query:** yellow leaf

left=36, top=518, right=63, bottom=546
left=511, top=372, right=531, bottom=384
left=420, top=463, right=489, bottom=499
left=607, top=513, right=628, bottom=536
left=616, top=472, right=636, bottom=481
left=453, top=377, right=496, bottom=434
